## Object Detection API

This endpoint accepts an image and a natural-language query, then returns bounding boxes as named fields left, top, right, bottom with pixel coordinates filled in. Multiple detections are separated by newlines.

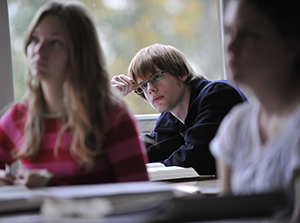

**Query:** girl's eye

left=30, top=36, right=38, bottom=43
left=238, top=29, right=259, bottom=39
left=51, top=40, right=62, bottom=46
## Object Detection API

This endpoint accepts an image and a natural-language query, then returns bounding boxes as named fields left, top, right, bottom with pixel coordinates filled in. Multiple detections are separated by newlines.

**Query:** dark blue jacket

left=143, top=78, right=248, bottom=175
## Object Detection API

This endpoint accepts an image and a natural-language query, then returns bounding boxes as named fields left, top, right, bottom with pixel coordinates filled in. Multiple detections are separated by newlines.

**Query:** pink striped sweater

left=0, top=103, right=149, bottom=186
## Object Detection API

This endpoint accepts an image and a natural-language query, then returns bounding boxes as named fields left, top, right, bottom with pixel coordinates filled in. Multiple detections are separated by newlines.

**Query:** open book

left=146, top=163, right=215, bottom=182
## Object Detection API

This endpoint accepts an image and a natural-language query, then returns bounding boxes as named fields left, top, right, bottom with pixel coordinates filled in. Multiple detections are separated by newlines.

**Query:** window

left=7, top=0, right=223, bottom=114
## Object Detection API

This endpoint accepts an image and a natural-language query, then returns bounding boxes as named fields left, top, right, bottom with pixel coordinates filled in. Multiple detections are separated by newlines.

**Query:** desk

left=165, top=179, right=220, bottom=197
left=0, top=179, right=289, bottom=223
left=0, top=177, right=288, bottom=223
left=0, top=214, right=292, bottom=223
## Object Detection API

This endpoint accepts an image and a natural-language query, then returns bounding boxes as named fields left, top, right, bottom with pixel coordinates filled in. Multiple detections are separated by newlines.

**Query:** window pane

left=8, top=0, right=221, bottom=114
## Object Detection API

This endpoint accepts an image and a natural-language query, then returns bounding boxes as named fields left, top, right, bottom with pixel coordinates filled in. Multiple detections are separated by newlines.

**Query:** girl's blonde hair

left=19, top=0, right=117, bottom=171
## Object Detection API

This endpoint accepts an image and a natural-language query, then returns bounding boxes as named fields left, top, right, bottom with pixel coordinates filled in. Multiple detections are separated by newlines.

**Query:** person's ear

left=180, top=72, right=189, bottom=82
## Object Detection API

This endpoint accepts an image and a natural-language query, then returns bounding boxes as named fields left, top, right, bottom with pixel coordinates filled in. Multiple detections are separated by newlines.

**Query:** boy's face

left=135, top=70, right=189, bottom=114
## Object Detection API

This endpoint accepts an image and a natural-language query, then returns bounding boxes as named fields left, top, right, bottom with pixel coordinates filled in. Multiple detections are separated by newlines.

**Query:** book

left=146, top=163, right=215, bottom=182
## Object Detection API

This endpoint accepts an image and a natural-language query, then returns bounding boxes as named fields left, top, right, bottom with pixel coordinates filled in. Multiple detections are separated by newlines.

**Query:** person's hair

left=245, top=0, right=300, bottom=72
left=128, top=43, right=204, bottom=100
left=19, top=0, right=117, bottom=171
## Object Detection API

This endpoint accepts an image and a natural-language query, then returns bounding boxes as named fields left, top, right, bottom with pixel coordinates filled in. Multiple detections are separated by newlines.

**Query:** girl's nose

left=227, top=34, right=238, bottom=55
left=35, top=41, right=47, bottom=56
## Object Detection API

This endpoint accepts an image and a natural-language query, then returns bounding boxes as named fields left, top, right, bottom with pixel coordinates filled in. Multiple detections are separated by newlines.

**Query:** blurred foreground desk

left=0, top=179, right=288, bottom=223
left=0, top=165, right=288, bottom=223
left=171, top=179, right=220, bottom=196
left=0, top=213, right=291, bottom=223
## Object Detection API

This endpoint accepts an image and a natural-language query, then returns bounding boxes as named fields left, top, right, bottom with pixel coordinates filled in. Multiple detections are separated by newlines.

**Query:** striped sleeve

left=0, top=103, right=26, bottom=168
left=106, top=104, right=149, bottom=182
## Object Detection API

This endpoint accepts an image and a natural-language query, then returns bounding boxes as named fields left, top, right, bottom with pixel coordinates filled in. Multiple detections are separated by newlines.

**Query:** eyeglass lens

left=135, top=70, right=168, bottom=94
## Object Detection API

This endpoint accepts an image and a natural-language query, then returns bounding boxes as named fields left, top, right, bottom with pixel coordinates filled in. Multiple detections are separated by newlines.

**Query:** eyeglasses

left=134, top=70, right=168, bottom=95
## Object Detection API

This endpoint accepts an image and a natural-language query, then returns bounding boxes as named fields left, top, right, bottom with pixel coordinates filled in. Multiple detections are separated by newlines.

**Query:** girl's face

left=27, top=15, right=69, bottom=85
left=225, top=0, right=297, bottom=88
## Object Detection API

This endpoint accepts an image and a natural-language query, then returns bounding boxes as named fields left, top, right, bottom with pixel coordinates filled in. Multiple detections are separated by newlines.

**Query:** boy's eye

left=140, top=83, right=148, bottom=90
left=152, top=74, right=162, bottom=82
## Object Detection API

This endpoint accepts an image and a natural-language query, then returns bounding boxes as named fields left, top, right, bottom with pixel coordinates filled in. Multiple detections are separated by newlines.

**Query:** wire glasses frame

left=134, top=70, right=168, bottom=95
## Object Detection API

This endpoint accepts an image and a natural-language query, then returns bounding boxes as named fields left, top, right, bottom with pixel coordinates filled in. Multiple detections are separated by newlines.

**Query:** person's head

left=225, top=0, right=300, bottom=87
left=26, top=14, right=68, bottom=89
left=128, top=44, right=203, bottom=100
left=20, top=0, right=113, bottom=171
left=23, top=0, right=110, bottom=107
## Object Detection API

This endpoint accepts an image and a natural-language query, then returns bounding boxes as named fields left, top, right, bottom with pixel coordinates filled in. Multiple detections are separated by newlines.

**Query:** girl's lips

left=33, top=59, right=47, bottom=69
left=228, top=57, right=235, bottom=66
left=228, top=56, right=240, bottom=68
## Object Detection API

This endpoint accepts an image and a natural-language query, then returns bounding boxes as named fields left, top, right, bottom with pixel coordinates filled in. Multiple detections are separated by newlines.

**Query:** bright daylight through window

left=8, top=0, right=221, bottom=114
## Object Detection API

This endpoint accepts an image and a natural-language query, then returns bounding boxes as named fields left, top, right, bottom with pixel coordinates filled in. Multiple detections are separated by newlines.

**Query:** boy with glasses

left=111, top=44, right=247, bottom=175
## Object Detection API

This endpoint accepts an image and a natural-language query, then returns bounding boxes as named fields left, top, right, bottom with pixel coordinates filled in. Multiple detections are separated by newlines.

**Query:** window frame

left=0, top=0, right=14, bottom=111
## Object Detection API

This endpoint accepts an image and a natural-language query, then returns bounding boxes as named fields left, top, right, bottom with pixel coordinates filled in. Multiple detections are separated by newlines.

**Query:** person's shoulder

left=204, top=79, right=240, bottom=92
left=200, top=79, right=247, bottom=101
left=229, top=102, right=253, bottom=117
left=107, top=99, right=133, bottom=127
left=108, top=101, right=129, bottom=118
left=12, top=102, right=27, bottom=112
left=109, top=99, right=127, bottom=114
left=228, top=102, right=259, bottom=129
left=191, top=78, right=230, bottom=93
left=0, top=102, right=28, bottom=130
left=218, top=102, right=254, bottom=134
left=1, top=102, right=27, bottom=119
